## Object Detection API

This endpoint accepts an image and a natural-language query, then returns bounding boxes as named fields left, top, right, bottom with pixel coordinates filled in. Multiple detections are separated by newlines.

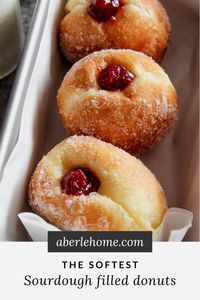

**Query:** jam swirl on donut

left=98, top=64, right=135, bottom=91
left=87, top=0, right=121, bottom=22
left=61, top=168, right=100, bottom=196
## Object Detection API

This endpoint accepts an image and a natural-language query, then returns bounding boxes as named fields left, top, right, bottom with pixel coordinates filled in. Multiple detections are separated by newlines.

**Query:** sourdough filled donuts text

left=23, top=274, right=176, bottom=288
left=23, top=259, right=176, bottom=288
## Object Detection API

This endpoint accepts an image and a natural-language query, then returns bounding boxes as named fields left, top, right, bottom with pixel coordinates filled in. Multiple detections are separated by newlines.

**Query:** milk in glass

left=0, top=0, right=24, bottom=79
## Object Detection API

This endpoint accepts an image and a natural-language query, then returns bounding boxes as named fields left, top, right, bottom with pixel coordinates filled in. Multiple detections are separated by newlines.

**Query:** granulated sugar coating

left=29, top=136, right=167, bottom=231
left=57, top=50, right=178, bottom=154
left=60, top=0, right=170, bottom=62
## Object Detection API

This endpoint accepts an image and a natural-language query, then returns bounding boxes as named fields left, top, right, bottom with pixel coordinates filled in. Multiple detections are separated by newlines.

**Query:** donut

left=29, top=136, right=167, bottom=231
left=59, top=0, right=170, bottom=63
left=57, top=49, right=178, bottom=154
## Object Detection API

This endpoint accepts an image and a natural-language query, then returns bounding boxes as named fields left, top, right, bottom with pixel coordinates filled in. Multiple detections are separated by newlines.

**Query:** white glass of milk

left=0, top=0, right=24, bottom=79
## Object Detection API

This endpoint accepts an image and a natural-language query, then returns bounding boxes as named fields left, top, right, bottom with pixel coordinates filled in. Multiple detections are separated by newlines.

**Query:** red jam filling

left=61, top=168, right=100, bottom=196
left=98, top=64, right=135, bottom=91
left=87, top=0, right=121, bottom=22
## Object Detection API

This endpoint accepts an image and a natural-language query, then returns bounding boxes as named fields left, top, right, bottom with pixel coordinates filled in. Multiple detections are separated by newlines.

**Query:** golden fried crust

left=59, top=0, right=170, bottom=62
left=57, top=49, right=178, bottom=154
left=29, top=136, right=167, bottom=231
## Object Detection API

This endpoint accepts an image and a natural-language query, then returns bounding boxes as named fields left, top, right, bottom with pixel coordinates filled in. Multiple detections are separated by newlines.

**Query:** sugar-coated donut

left=59, top=0, right=170, bottom=63
left=57, top=49, right=178, bottom=154
left=29, top=136, right=167, bottom=231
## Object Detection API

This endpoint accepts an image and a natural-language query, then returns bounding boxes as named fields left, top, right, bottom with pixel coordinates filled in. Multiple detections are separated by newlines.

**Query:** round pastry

left=57, top=49, right=178, bottom=154
left=59, top=0, right=170, bottom=63
left=29, top=136, right=167, bottom=231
